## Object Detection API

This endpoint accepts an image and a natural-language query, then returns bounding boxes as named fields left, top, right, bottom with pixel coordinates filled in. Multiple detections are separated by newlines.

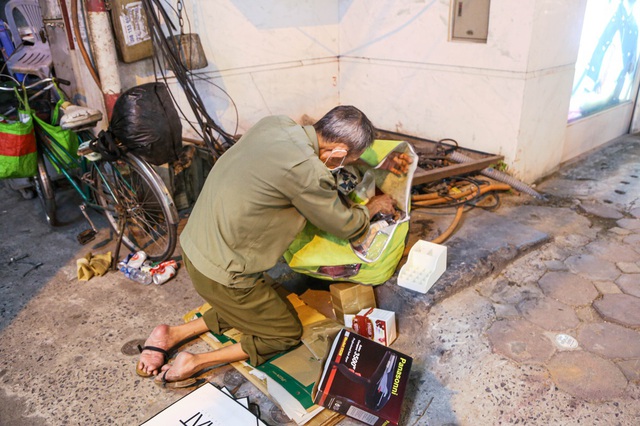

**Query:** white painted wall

left=117, top=0, right=342, bottom=139
left=110, top=0, right=633, bottom=183
left=339, top=0, right=588, bottom=182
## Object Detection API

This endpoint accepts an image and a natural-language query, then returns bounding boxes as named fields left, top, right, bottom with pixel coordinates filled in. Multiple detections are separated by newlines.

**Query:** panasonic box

left=314, top=328, right=412, bottom=426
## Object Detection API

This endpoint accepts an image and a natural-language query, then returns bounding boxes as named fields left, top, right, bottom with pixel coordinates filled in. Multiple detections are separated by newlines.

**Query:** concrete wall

left=104, top=0, right=633, bottom=183
left=339, top=0, right=587, bottom=182
left=116, top=0, right=342, bottom=139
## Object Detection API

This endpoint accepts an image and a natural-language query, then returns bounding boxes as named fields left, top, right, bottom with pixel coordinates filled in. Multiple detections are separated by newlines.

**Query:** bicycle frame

left=35, top=124, right=148, bottom=220
left=34, top=124, right=106, bottom=211
left=2, top=74, right=180, bottom=261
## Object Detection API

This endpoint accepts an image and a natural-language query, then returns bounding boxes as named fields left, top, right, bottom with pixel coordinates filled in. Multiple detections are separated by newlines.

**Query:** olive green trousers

left=184, top=255, right=302, bottom=366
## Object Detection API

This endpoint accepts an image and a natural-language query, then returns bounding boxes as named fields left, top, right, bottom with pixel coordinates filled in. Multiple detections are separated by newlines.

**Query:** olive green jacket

left=180, top=115, right=369, bottom=287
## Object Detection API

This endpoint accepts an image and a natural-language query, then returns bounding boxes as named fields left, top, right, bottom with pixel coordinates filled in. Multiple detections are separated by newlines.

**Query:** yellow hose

left=412, top=183, right=512, bottom=206
left=430, top=205, right=464, bottom=244
left=403, top=183, right=512, bottom=254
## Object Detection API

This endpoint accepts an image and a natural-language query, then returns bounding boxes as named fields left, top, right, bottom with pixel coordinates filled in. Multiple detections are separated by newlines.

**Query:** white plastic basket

left=397, top=240, right=447, bottom=293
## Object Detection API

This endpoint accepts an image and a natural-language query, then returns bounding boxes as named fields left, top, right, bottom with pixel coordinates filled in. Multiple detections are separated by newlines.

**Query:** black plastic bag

left=109, top=82, right=182, bottom=165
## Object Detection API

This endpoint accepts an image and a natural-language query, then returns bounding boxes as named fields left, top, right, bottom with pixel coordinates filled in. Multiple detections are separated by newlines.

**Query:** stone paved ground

left=381, top=135, right=640, bottom=426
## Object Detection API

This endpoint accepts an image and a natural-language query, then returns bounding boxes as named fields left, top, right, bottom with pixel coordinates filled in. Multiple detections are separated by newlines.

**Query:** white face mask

left=323, top=148, right=347, bottom=171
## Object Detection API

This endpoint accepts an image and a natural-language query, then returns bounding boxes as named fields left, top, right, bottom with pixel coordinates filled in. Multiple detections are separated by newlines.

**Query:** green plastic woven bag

left=32, top=114, right=79, bottom=172
left=283, top=139, right=418, bottom=285
left=0, top=111, right=37, bottom=179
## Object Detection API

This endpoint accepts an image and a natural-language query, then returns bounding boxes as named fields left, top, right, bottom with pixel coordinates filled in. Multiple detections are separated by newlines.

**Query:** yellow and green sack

left=284, top=139, right=418, bottom=285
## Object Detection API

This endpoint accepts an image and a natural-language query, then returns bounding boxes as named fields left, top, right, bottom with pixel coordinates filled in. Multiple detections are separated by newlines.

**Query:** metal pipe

left=85, top=0, right=121, bottom=119
left=72, top=0, right=101, bottom=88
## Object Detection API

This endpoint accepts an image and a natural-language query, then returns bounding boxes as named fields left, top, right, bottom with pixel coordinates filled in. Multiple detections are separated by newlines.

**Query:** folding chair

left=4, top=0, right=52, bottom=80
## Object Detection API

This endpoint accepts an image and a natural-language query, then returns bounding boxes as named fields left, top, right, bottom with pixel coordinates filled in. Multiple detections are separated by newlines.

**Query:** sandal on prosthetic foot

left=155, top=370, right=202, bottom=389
left=136, top=344, right=170, bottom=378
left=60, top=102, right=103, bottom=130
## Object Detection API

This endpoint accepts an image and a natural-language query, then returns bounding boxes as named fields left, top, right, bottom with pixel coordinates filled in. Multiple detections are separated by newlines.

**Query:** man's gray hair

left=313, top=105, right=375, bottom=153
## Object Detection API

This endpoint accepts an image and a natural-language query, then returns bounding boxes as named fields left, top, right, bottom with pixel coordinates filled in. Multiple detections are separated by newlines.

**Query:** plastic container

left=0, top=22, right=24, bottom=81
left=140, top=260, right=154, bottom=273
left=397, top=240, right=447, bottom=294
left=120, top=265, right=152, bottom=285
left=127, top=251, right=147, bottom=269
left=349, top=169, right=375, bottom=205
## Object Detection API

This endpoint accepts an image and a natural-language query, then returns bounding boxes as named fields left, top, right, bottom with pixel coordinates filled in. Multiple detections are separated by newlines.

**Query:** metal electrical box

left=110, top=0, right=153, bottom=63
left=451, top=0, right=491, bottom=42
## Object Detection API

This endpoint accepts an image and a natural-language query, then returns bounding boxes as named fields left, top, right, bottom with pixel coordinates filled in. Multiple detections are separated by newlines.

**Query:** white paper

left=141, top=383, right=265, bottom=425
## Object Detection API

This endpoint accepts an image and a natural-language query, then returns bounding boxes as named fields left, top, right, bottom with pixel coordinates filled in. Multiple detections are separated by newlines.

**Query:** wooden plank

left=376, top=129, right=493, bottom=157
left=412, top=154, right=504, bottom=185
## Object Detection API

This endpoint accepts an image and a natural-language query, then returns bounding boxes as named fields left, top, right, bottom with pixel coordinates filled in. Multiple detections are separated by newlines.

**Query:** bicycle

left=0, top=75, right=179, bottom=262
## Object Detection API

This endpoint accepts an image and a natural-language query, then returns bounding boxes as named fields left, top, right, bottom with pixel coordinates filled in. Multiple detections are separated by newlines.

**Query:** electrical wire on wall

left=141, top=0, right=238, bottom=159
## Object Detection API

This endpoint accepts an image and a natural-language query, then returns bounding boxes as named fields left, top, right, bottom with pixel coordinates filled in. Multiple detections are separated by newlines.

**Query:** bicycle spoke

left=93, top=156, right=177, bottom=260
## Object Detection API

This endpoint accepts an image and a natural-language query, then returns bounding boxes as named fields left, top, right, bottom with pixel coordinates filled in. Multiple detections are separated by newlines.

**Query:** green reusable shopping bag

left=0, top=87, right=37, bottom=179
left=0, top=112, right=37, bottom=179
left=283, top=139, right=418, bottom=285
left=31, top=97, right=79, bottom=172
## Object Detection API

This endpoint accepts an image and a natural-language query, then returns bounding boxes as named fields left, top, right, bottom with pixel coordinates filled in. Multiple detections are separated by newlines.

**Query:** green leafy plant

left=493, top=160, right=509, bottom=173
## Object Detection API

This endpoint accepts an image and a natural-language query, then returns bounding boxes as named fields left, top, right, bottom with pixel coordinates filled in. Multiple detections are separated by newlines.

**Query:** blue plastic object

left=0, top=21, right=25, bottom=81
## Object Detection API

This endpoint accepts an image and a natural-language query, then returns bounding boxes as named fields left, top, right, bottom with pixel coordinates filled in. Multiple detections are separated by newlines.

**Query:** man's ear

left=332, top=145, right=349, bottom=158
left=319, top=142, right=349, bottom=162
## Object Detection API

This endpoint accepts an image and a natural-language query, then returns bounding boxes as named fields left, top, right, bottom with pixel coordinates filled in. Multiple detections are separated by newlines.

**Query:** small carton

left=344, top=308, right=397, bottom=346
left=315, top=328, right=412, bottom=426
left=330, top=283, right=376, bottom=325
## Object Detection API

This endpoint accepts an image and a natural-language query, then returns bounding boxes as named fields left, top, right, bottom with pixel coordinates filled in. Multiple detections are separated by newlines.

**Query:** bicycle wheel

left=93, top=154, right=179, bottom=261
left=33, top=148, right=58, bottom=226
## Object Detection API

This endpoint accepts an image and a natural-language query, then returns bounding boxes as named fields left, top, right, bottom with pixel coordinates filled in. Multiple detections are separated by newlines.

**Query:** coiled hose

left=405, top=183, right=512, bottom=253
left=448, top=151, right=545, bottom=199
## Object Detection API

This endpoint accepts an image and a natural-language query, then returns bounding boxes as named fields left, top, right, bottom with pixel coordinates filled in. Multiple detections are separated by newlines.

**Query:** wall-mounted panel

left=451, top=0, right=490, bottom=42
left=340, top=0, right=535, bottom=73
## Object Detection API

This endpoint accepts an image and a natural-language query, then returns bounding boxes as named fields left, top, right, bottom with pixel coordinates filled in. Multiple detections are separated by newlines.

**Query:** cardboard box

left=330, top=283, right=376, bottom=325
left=344, top=308, right=397, bottom=346
left=315, top=328, right=412, bottom=426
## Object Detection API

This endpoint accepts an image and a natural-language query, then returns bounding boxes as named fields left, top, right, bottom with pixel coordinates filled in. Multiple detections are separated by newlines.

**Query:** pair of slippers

left=136, top=345, right=200, bottom=389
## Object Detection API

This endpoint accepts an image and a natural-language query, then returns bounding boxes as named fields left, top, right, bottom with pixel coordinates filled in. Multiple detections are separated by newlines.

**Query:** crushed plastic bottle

left=117, top=253, right=134, bottom=270
left=120, top=265, right=152, bottom=285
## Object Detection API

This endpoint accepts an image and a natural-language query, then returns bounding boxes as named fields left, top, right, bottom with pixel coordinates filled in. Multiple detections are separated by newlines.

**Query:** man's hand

left=379, top=152, right=412, bottom=176
left=366, top=194, right=396, bottom=218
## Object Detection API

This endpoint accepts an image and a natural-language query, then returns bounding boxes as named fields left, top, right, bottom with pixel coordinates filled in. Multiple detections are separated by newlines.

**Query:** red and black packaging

left=314, top=328, right=412, bottom=426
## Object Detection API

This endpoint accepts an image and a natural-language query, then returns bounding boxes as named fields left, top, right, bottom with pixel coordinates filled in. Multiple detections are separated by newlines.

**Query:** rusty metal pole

left=85, top=0, right=121, bottom=119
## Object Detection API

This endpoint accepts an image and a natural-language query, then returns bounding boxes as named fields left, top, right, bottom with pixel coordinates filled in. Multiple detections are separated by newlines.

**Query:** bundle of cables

left=409, top=143, right=513, bottom=246
left=412, top=176, right=510, bottom=210
left=404, top=177, right=511, bottom=251
left=141, top=0, right=238, bottom=160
